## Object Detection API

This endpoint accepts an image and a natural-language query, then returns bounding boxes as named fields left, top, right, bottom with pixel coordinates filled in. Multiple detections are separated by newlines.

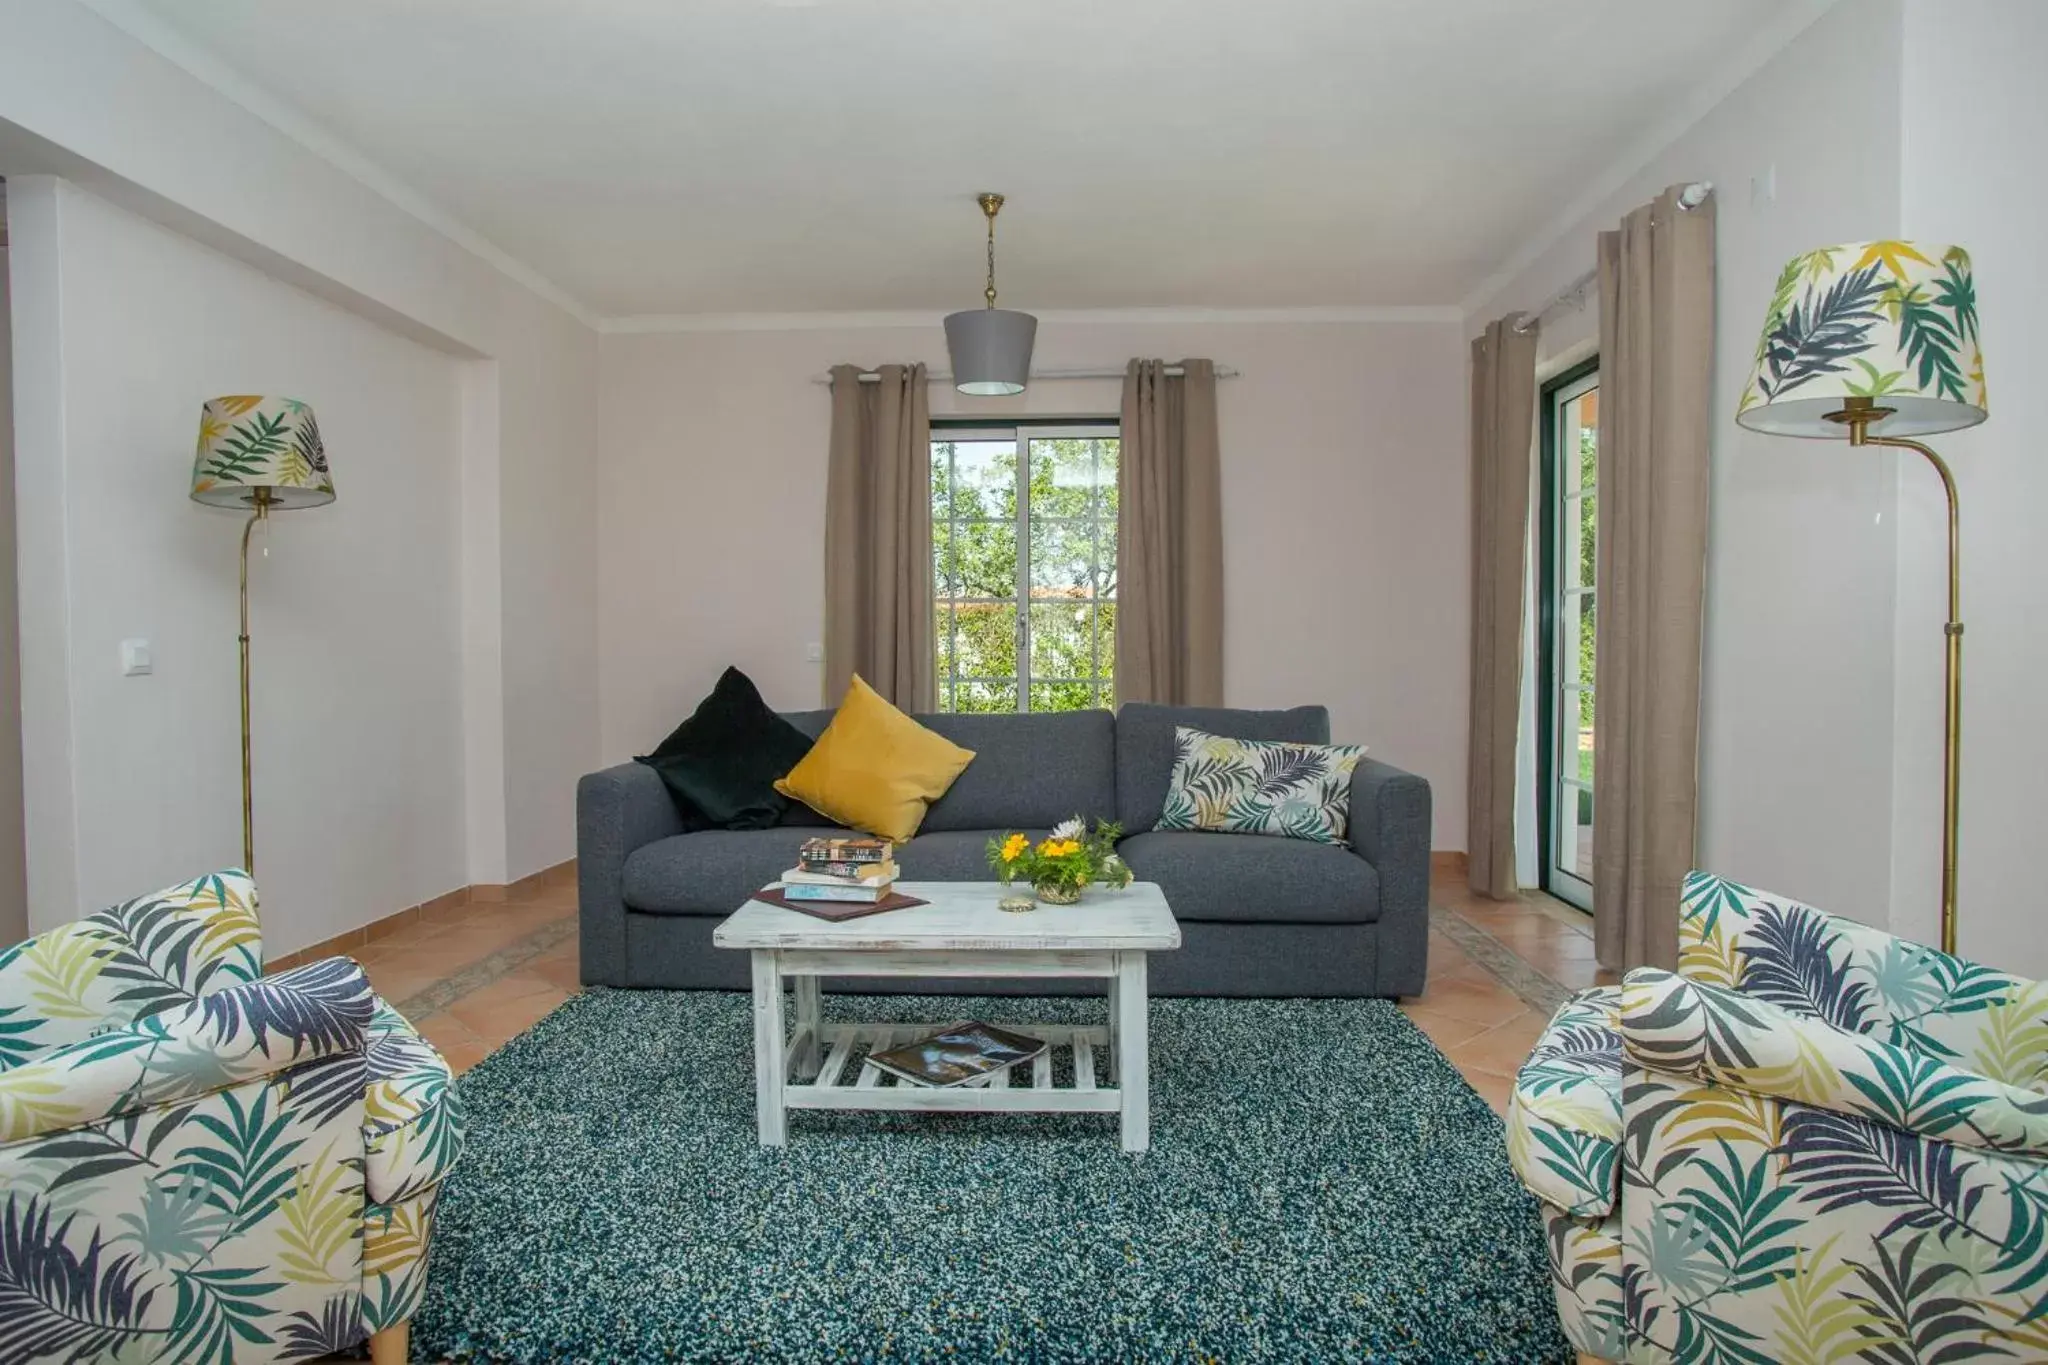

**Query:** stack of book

left=780, top=836, right=897, bottom=904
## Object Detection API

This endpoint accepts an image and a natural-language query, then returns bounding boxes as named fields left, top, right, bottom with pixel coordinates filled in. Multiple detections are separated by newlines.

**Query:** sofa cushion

left=1114, top=829, right=1378, bottom=925
left=1116, top=703, right=1329, bottom=833
left=1158, top=727, right=1367, bottom=844
left=917, top=711, right=1116, bottom=831
left=775, top=708, right=1116, bottom=833
left=773, top=676, right=977, bottom=842
left=624, top=829, right=827, bottom=914
left=634, top=666, right=815, bottom=830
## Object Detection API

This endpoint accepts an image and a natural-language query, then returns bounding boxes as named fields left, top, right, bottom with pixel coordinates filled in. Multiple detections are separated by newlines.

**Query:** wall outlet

left=1750, top=164, right=1777, bottom=208
left=121, top=638, right=153, bottom=676
left=805, top=642, right=824, bottom=662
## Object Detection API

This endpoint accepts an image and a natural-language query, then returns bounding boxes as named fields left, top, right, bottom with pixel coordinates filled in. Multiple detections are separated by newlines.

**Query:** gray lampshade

left=944, top=308, right=1038, bottom=396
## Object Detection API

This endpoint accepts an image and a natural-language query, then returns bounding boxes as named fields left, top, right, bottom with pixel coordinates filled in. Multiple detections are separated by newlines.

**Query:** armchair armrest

left=1621, top=967, right=2048, bottom=1160
left=0, top=958, right=375, bottom=1144
left=578, top=761, right=687, bottom=986
left=1679, top=870, right=2047, bottom=1087
left=1347, top=757, right=1431, bottom=995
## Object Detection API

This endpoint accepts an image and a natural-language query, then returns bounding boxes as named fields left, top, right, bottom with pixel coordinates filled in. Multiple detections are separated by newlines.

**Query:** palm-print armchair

left=1508, top=870, right=2048, bottom=1363
left=0, top=870, right=464, bottom=1364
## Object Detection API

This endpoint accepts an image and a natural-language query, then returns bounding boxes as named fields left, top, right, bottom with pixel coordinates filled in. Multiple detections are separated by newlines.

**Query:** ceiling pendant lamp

left=944, top=192, right=1037, bottom=395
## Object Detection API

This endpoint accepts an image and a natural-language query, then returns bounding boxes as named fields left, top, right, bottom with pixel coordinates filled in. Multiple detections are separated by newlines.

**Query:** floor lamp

left=191, top=396, right=335, bottom=875
left=1736, top=242, right=1987, bottom=954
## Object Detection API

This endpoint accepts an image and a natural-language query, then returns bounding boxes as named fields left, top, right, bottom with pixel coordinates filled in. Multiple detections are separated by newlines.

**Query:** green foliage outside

left=932, top=437, right=1118, bottom=713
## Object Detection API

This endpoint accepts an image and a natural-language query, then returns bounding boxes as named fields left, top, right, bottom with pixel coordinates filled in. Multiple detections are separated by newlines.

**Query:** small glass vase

left=1034, top=880, right=1084, bottom=906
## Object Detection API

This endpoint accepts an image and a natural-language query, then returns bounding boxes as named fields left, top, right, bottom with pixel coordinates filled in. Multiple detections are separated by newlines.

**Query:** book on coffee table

left=749, top=886, right=928, bottom=922
left=863, top=1021, right=1048, bottom=1088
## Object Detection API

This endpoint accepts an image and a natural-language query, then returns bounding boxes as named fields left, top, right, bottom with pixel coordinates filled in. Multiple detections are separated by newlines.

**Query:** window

left=931, top=423, right=1119, bottom=713
left=1538, top=360, right=1597, bottom=911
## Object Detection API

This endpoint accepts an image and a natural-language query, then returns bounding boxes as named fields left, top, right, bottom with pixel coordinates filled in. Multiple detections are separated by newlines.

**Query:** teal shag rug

left=414, top=990, right=1572, bottom=1363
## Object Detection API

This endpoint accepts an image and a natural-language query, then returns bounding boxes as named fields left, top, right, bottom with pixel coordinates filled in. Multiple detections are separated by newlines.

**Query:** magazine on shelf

left=864, top=1021, right=1048, bottom=1088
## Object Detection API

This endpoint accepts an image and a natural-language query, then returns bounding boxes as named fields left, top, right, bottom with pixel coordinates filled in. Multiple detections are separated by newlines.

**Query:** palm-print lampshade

left=1736, top=241, right=1987, bottom=438
left=190, top=395, right=336, bottom=508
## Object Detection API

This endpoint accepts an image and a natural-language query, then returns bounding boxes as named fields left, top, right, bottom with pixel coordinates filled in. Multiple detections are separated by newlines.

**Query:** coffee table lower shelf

left=788, top=1022, right=1122, bottom=1116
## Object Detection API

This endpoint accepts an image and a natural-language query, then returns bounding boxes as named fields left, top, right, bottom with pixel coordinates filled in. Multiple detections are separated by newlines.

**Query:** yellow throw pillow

left=773, top=675, right=976, bottom=842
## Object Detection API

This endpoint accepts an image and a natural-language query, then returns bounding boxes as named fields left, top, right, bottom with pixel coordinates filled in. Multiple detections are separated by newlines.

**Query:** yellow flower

left=1039, top=838, right=1080, bottom=858
left=1000, top=834, right=1029, bottom=863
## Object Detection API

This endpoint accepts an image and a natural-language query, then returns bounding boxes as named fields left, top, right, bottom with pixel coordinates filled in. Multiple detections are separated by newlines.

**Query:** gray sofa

left=578, top=702, right=1431, bottom=997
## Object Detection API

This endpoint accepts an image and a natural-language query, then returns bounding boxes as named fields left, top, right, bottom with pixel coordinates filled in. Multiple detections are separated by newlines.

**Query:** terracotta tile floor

left=350, top=865, right=1613, bottom=1119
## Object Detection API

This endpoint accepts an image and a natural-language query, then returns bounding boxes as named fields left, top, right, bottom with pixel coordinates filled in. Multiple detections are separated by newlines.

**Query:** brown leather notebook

left=750, top=887, right=930, bottom=922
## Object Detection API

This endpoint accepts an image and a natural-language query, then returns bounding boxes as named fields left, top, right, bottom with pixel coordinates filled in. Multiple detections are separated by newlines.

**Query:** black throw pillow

left=635, top=667, right=816, bottom=830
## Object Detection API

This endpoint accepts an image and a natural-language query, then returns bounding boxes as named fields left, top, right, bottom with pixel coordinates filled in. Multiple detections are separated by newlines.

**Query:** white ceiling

left=121, top=0, right=1794, bottom=319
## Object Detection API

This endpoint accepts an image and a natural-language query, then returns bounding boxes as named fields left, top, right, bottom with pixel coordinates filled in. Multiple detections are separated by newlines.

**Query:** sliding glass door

left=1539, top=360, right=1598, bottom=911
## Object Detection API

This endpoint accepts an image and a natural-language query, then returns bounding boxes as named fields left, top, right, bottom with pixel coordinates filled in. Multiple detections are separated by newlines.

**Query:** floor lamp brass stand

left=1829, top=396, right=1963, bottom=955
left=237, top=488, right=273, bottom=876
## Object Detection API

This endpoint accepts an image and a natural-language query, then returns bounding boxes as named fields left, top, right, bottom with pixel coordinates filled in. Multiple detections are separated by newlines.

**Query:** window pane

left=1028, top=438, right=1108, bottom=520
left=1558, top=782, right=1594, bottom=879
left=1578, top=487, right=1596, bottom=591
left=946, top=440, right=1018, bottom=520
left=1095, top=521, right=1118, bottom=600
left=932, top=521, right=958, bottom=597
left=1030, top=681, right=1098, bottom=713
left=1559, top=593, right=1593, bottom=691
left=953, top=680, right=1018, bottom=713
left=934, top=602, right=956, bottom=701
left=952, top=519, right=1017, bottom=599
left=1029, top=519, right=1095, bottom=600
left=1096, top=439, right=1119, bottom=520
left=1578, top=389, right=1598, bottom=492
left=953, top=602, right=1017, bottom=679
left=1097, top=601, right=1116, bottom=706
left=1029, top=601, right=1093, bottom=680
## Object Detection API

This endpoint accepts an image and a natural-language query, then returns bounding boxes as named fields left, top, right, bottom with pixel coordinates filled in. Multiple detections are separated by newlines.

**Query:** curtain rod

left=1512, top=181, right=1713, bottom=334
left=812, top=364, right=1241, bottom=385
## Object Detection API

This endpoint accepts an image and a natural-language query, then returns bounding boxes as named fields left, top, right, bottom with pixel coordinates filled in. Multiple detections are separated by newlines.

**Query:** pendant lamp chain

left=980, top=192, right=1004, bottom=309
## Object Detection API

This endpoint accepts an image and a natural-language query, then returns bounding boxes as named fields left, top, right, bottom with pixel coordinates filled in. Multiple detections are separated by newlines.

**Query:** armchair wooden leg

left=368, top=1320, right=410, bottom=1364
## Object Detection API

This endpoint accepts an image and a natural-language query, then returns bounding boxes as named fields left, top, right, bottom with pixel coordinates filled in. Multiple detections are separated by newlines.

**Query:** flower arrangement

left=987, top=816, right=1132, bottom=904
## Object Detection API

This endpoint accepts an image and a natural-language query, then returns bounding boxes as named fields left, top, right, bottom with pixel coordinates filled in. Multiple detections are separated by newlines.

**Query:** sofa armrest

left=578, top=762, right=686, bottom=986
left=1348, top=758, right=1431, bottom=995
left=0, top=958, right=374, bottom=1145
left=1621, top=967, right=2048, bottom=1161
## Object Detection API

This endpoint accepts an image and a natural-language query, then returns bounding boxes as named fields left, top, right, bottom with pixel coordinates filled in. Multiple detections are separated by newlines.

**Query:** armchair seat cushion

left=364, top=997, right=466, bottom=1203
left=1113, top=830, right=1380, bottom=924
left=1507, top=986, right=1622, bottom=1218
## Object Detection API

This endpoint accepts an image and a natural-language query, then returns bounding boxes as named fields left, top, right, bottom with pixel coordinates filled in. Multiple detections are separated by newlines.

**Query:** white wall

left=597, top=317, right=1473, bottom=849
left=1890, top=0, right=2048, bottom=969
left=1469, top=0, right=1908, bottom=922
left=0, top=3, right=601, bottom=943
left=7, top=179, right=467, bottom=948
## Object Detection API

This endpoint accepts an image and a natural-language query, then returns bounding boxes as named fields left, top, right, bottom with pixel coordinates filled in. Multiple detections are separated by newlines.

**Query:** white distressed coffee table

left=712, top=881, right=1180, bottom=1152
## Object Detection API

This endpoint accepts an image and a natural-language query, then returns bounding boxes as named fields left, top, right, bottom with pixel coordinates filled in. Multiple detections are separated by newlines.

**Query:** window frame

left=1537, top=357, right=1598, bottom=913
left=931, top=418, right=1120, bottom=713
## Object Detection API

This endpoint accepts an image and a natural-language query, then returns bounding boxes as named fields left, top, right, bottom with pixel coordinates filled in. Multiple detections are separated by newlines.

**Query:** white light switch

left=805, top=642, right=824, bottom=662
left=121, top=639, right=153, bottom=676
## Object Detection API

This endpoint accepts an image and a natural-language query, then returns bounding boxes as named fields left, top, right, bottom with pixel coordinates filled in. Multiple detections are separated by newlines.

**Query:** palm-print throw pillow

left=1156, top=726, right=1366, bottom=844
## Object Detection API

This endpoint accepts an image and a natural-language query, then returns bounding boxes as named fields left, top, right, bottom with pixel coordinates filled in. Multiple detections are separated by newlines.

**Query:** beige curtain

left=824, top=363, right=933, bottom=710
left=1118, top=359, right=1224, bottom=706
left=1593, top=185, right=1716, bottom=971
left=1468, top=320, right=1537, bottom=899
